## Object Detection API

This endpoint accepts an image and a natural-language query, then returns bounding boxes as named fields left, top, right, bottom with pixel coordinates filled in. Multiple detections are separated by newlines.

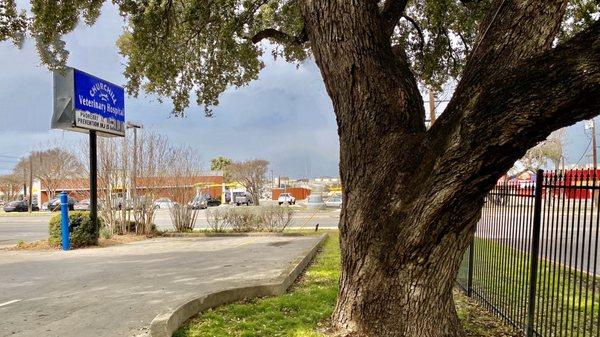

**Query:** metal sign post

left=52, top=67, right=125, bottom=235
left=89, top=130, right=98, bottom=233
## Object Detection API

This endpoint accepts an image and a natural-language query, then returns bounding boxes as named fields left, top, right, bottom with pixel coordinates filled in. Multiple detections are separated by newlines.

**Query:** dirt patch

left=454, top=290, right=522, bottom=337
left=3, top=234, right=149, bottom=251
left=97, top=234, right=149, bottom=247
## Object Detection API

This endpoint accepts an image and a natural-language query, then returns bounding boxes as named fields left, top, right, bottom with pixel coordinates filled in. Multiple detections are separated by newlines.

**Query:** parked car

left=74, top=199, right=91, bottom=211
left=3, top=200, right=38, bottom=212
left=325, top=196, right=343, bottom=208
left=278, top=193, right=296, bottom=205
left=41, top=201, right=49, bottom=211
left=153, top=198, right=176, bottom=209
left=48, top=196, right=77, bottom=211
left=188, top=194, right=208, bottom=210
left=233, top=192, right=253, bottom=206
left=206, top=197, right=221, bottom=207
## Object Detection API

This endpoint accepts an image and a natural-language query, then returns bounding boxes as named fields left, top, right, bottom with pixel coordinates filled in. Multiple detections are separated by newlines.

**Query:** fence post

left=526, top=169, right=544, bottom=337
left=467, top=238, right=474, bottom=297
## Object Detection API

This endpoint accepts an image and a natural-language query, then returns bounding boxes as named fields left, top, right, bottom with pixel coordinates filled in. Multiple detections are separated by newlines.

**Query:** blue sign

left=73, top=69, right=125, bottom=122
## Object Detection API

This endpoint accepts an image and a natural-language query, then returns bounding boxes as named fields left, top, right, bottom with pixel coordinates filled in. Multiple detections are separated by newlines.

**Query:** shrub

left=170, top=205, right=198, bottom=232
left=205, top=207, right=230, bottom=232
left=259, top=206, right=293, bottom=232
left=223, top=207, right=260, bottom=232
left=100, top=227, right=112, bottom=239
left=49, top=211, right=101, bottom=248
left=203, top=206, right=294, bottom=233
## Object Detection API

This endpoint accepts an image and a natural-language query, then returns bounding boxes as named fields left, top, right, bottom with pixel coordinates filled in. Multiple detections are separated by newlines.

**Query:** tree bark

left=297, top=0, right=600, bottom=336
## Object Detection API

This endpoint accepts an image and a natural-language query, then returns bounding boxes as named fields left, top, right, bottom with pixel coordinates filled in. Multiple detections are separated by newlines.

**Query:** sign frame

left=52, top=67, right=126, bottom=137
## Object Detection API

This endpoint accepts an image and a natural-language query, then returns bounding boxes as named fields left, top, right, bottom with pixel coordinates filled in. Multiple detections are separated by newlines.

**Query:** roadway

left=476, top=207, right=600, bottom=275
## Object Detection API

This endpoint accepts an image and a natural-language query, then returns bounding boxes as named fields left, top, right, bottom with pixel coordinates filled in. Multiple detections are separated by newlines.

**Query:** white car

left=153, top=198, right=176, bottom=209
left=325, top=196, right=343, bottom=208
left=277, top=193, right=296, bottom=205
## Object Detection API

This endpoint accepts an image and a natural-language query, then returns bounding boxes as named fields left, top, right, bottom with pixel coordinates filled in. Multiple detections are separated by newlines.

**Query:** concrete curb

left=160, top=232, right=308, bottom=238
left=149, top=233, right=328, bottom=337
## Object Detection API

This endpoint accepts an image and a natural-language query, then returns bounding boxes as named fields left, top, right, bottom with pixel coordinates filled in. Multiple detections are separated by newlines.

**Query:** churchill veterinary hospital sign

left=52, top=67, right=125, bottom=137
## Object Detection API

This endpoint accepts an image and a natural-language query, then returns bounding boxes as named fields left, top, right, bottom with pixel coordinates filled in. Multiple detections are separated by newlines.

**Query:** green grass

left=0, top=210, right=51, bottom=217
left=457, top=238, right=600, bottom=336
left=175, top=232, right=517, bottom=337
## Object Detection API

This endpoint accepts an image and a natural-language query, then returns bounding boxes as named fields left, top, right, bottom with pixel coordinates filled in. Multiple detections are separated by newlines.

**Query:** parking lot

left=0, top=235, right=322, bottom=336
left=0, top=208, right=340, bottom=247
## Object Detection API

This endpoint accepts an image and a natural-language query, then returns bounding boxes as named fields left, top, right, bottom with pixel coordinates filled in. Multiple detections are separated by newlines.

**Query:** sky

left=0, top=2, right=595, bottom=177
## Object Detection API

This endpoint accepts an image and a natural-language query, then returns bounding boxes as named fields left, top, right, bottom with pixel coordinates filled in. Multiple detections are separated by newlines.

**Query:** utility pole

left=22, top=166, right=26, bottom=201
left=428, top=88, right=436, bottom=126
left=592, top=118, right=598, bottom=170
left=28, top=156, right=33, bottom=213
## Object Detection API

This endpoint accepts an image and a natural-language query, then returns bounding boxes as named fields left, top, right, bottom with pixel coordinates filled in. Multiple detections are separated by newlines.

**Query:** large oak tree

left=2, top=0, right=600, bottom=336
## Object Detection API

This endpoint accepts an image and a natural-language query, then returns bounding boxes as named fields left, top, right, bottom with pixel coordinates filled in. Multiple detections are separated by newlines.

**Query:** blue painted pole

left=60, top=191, right=70, bottom=251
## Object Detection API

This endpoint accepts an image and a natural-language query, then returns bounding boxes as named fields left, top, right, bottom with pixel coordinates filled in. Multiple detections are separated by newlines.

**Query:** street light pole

left=126, top=122, right=143, bottom=216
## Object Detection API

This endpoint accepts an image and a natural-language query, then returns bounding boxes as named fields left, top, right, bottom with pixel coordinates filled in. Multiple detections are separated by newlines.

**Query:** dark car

left=48, top=196, right=77, bottom=211
left=3, top=200, right=39, bottom=212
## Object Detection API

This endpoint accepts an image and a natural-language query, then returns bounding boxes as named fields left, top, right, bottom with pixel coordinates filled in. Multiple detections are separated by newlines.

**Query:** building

left=38, top=172, right=224, bottom=202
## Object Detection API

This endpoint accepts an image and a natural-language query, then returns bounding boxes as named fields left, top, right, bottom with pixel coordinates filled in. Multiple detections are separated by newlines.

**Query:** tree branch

left=380, top=0, right=409, bottom=36
left=409, top=21, right=600, bottom=251
left=431, top=0, right=570, bottom=144
left=249, top=27, right=308, bottom=45
left=401, top=15, right=424, bottom=60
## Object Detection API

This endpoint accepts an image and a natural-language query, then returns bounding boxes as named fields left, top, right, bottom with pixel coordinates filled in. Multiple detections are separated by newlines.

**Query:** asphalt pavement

left=0, top=208, right=340, bottom=247
left=0, top=235, right=322, bottom=337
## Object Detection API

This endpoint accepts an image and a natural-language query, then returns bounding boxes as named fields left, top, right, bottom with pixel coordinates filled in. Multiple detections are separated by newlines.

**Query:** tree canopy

left=3, top=0, right=597, bottom=116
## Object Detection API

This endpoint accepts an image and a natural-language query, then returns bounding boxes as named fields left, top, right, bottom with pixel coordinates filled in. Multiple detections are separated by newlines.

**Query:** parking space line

left=0, top=299, right=22, bottom=307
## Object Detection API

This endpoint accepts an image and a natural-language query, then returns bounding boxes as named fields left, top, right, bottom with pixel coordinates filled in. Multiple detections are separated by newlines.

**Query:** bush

left=170, top=205, right=198, bottom=232
left=259, top=206, right=293, bottom=232
left=100, top=227, right=112, bottom=239
left=223, top=207, right=260, bottom=232
left=205, top=207, right=230, bottom=232
left=204, top=206, right=294, bottom=233
left=49, top=211, right=101, bottom=248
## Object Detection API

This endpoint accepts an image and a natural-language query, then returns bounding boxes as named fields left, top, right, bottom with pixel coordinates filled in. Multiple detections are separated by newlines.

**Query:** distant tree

left=210, top=156, right=233, bottom=182
left=0, top=173, right=21, bottom=201
left=510, top=130, right=565, bottom=176
left=228, top=159, right=269, bottom=206
left=15, top=148, right=84, bottom=200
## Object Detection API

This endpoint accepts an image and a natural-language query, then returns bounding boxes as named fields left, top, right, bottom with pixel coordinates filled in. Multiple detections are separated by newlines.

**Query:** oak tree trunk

left=297, top=0, right=600, bottom=336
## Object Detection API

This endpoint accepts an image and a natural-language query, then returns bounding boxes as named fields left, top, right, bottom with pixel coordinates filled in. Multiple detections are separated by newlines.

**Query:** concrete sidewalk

left=0, top=235, right=321, bottom=337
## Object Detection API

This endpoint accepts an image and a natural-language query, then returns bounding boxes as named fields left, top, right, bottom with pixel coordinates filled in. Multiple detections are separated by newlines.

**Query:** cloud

left=0, top=2, right=339, bottom=178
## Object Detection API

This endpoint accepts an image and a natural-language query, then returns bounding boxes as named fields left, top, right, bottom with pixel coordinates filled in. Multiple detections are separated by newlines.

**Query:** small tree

left=228, top=159, right=268, bottom=206
left=168, top=146, right=202, bottom=232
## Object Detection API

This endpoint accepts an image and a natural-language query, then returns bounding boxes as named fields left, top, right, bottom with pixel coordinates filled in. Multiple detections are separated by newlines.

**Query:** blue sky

left=0, top=2, right=594, bottom=176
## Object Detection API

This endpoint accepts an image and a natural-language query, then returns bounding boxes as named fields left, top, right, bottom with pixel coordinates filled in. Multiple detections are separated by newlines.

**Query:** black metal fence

left=457, top=169, right=600, bottom=337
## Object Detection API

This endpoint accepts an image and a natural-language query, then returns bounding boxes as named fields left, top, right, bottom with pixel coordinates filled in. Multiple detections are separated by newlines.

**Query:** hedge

left=49, top=211, right=101, bottom=248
